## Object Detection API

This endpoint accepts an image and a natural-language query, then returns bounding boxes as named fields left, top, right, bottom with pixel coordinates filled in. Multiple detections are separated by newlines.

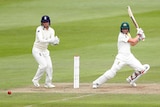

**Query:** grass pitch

left=0, top=0, right=160, bottom=107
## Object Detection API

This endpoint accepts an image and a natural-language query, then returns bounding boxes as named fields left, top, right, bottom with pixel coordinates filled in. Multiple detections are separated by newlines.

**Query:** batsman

left=92, top=22, right=150, bottom=88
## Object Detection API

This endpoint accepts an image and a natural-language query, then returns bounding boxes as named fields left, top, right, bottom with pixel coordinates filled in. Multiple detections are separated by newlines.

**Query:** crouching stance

left=92, top=22, right=150, bottom=89
left=32, top=15, right=60, bottom=88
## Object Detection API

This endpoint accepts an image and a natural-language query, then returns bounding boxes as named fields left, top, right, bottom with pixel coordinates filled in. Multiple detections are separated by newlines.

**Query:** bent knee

left=39, top=64, right=47, bottom=70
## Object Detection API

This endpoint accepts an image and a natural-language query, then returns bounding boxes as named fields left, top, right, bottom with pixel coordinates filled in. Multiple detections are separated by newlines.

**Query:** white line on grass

left=24, top=93, right=96, bottom=107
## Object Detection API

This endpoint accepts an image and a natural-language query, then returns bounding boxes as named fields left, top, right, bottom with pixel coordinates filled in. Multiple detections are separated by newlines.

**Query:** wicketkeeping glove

left=54, top=36, right=60, bottom=45
left=50, top=36, right=60, bottom=45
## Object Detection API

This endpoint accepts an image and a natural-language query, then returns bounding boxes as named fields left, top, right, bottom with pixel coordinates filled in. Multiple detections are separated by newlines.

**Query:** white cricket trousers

left=32, top=47, right=53, bottom=84
left=93, top=53, right=145, bottom=85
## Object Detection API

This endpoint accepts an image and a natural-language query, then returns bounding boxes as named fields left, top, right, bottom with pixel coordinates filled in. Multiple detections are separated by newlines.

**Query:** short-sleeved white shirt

left=116, top=32, right=132, bottom=60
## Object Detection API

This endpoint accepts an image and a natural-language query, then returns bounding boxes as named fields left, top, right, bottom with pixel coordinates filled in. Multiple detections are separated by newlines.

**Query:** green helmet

left=120, top=22, right=130, bottom=32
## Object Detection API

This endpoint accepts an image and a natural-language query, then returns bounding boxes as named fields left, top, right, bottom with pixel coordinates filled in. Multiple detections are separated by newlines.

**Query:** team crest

left=123, top=23, right=127, bottom=26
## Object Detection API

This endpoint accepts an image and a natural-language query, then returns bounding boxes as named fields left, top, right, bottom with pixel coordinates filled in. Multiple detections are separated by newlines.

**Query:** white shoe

left=126, top=64, right=150, bottom=87
left=32, top=80, right=40, bottom=87
left=126, top=78, right=137, bottom=87
left=44, top=83, right=55, bottom=88
left=92, top=83, right=99, bottom=89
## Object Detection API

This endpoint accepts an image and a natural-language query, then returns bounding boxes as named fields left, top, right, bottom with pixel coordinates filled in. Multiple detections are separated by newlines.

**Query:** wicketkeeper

left=32, top=15, right=60, bottom=88
left=92, top=22, right=150, bottom=89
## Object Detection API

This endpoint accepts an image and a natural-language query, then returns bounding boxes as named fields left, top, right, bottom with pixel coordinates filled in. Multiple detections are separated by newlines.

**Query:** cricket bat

left=127, top=6, right=139, bottom=29
left=128, top=6, right=145, bottom=41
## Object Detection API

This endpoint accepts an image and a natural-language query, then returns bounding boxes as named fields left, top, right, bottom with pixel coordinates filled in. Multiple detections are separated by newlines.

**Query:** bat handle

left=136, top=28, right=140, bottom=30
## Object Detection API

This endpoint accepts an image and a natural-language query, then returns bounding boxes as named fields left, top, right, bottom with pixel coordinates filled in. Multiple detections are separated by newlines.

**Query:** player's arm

left=36, top=29, right=55, bottom=43
left=38, top=35, right=54, bottom=43
left=128, top=35, right=140, bottom=46
left=50, top=29, right=60, bottom=45
left=128, top=28, right=145, bottom=46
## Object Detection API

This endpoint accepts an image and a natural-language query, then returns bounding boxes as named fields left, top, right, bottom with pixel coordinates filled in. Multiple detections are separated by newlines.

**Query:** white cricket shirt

left=116, top=32, right=132, bottom=60
left=33, top=26, right=55, bottom=50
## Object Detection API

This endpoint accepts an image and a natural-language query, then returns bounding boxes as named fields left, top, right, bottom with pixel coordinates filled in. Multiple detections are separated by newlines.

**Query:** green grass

left=0, top=93, right=160, bottom=107
left=0, top=0, right=160, bottom=107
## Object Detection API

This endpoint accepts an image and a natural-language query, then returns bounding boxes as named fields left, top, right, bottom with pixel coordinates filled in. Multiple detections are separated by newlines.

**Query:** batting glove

left=137, top=28, right=144, bottom=36
left=140, top=33, right=145, bottom=41
left=137, top=28, right=145, bottom=41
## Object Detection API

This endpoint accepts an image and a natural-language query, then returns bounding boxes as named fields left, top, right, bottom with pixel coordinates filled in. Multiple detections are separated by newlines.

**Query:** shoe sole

left=92, top=83, right=99, bottom=89
left=92, top=86, right=98, bottom=89
left=44, top=85, right=55, bottom=88
left=126, top=78, right=137, bottom=87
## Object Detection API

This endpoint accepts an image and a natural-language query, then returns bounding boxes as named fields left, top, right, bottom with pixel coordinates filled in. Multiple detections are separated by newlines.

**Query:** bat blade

left=128, top=6, right=145, bottom=41
left=127, top=6, right=139, bottom=29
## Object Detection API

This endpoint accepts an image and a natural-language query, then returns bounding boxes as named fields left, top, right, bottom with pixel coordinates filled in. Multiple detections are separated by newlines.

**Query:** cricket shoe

left=44, top=83, right=55, bottom=88
left=32, top=80, right=40, bottom=87
left=126, top=77, right=137, bottom=87
left=92, top=83, right=99, bottom=89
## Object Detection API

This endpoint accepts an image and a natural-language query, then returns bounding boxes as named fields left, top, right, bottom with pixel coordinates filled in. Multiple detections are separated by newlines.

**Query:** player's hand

left=140, top=33, right=145, bottom=41
left=138, top=33, right=145, bottom=41
left=137, top=28, right=145, bottom=41
left=137, top=28, right=144, bottom=35
left=54, top=36, right=60, bottom=45
left=50, top=36, right=60, bottom=45
left=51, top=36, right=60, bottom=45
